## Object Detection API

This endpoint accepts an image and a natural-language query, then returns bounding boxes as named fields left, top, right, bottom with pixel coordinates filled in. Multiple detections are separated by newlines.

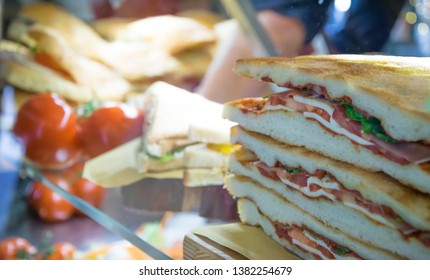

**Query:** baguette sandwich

left=225, top=55, right=430, bottom=193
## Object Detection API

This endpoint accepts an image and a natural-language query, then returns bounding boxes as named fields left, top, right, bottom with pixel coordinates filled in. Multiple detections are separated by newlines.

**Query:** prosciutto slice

left=266, top=90, right=430, bottom=165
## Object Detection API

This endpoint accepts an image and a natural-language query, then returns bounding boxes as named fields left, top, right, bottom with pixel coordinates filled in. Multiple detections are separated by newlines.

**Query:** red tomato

left=73, top=178, right=106, bottom=211
left=33, top=52, right=74, bottom=82
left=13, top=93, right=81, bottom=170
left=45, top=242, right=76, bottom=260
left=27, top=174, right=76, bottom=223
left=77, top=102, right=144, bottom=158
left=0, top=237, right=37, bottom=260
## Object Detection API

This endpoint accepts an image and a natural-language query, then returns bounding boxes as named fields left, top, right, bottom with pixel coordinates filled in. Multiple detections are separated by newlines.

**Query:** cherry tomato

left=77, top=102, right=144, bottom=158
left=45, top=242, right=76, bottom=260
left=73, top=178, right=106, bottom=212
left=13, top=93, right=81, bottom=170
left=27, top=174, right=76, bottom=223
left=0, top=237, right=37, bottom=260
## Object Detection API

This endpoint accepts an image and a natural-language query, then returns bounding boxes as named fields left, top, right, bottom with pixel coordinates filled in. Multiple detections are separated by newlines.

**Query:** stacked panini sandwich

left=223, top=55, right=430, bottom=259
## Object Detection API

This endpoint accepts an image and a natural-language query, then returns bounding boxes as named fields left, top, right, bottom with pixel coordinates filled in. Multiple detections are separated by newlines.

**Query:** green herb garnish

left=262, top=95, right=270, bottom=99
left=341, top=102, right=397, bottom=143
left=30, top=44, right=40, bottom=54
left=15, top=250, right=31, bottom=260
left=79, top=99, right=100, bottom=117
left=394, top=216, right=404, bottom=223
left=147, top=148, right=184, bottom=162
left=333, top=247, right=352, bottom=255
left=286, top=167, right=302, bottom=174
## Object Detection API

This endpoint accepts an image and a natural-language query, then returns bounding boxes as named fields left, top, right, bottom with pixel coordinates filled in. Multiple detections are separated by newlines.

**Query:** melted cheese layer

left=278, top=174, right=338, bottom=201
left=264, top=95, right=374, bottom=146
left=278, top=172, right=397, bottom=230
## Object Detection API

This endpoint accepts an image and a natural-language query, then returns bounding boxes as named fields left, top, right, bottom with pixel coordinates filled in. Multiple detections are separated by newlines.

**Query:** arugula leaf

left=394, top=216, right=404, bottom=223
left=286, top=167, right=302, bottom=174
left=333, top=247, right=352, bottom=255
left=262, top=95, right=270, bottom=99
left=342, top=103, right=397, bottom=143
left=30, top=44, right=40, bottom=54
left=343, top=102, right=365, bottom=122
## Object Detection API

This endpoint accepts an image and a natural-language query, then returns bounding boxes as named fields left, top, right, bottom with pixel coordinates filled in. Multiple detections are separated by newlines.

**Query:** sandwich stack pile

left=222, top=55, right=430, bottom=259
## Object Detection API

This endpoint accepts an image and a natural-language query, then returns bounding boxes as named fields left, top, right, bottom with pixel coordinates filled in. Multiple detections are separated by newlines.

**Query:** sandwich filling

left=251, top=159, right=430, bottom=247
left=273, top=221, right=362, bottom=260
left=252, top=86, right=430, bottom=166
left=244, top=198, right=361, bottom=259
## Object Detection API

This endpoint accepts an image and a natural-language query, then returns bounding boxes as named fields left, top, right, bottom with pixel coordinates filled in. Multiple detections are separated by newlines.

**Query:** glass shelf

left=1, top=162, right=238, bottom=260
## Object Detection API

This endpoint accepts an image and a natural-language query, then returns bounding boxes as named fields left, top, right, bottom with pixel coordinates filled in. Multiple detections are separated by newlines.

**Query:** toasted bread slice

left=223, top=99, right=430, bottom=193
left=234, top=55, right=430, bottom=142
left=226, top=176, right=400, bottom=259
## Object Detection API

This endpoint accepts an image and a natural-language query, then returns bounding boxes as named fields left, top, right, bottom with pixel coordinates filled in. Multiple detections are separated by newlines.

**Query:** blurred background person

left=198, top=0, right=406, bottom=103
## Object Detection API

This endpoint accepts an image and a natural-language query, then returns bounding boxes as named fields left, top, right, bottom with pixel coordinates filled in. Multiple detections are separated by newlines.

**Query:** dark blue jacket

left=251, top=0, right=405, bottom=53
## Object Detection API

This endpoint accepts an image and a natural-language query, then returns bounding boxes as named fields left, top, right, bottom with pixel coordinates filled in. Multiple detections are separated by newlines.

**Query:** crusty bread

left=225, top=176, right=400, bottom=259
left=234, top=55, right=430, bottom=142
left=177, top=9, right=223, bottom=29
left=223, top=100, right=430, bottom=194
left=183, top=144, right=229, bottom=169
left=169, top=47, right=213, bottom=81
left=0, top=40, right=31, bottom=56
left=0, top=50, right=92, bottom=103
left=229, top=148, right=430, bottom=259
left=230, top=126, right=430, bottom=230
left=182, top=143, right=229, bottom=187
left=91, top=17, right=136, bottom=41
left=141, top=82, right=224, bottom=157
left=113, top=15, right=216, bottom=54
left=188, top=118, right=235, bottom=144
left=183, top=168, right=225, bottom=187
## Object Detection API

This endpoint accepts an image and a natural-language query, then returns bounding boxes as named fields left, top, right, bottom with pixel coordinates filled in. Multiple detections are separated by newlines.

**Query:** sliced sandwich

left=0, top=40, right=92, bottom=103
left=16, top=3, right=214, bottom=83
left=225, top=175, right=400, bottom=260
left=224, top=55, right=430, bottom=194
left=26, top=25, right=130, bottom=101
left=183, top=118, right=237, bottom=187
left=138, top=82, right=228, bottom=174
left=96, top=15, right=216, bottom=54
left=227, top=126, right=430, bottom=259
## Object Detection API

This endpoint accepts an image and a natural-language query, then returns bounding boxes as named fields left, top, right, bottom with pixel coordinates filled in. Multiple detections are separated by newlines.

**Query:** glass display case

left=1, top=0, right=429, bottom=261
left=0, top=162, right=238, bottom=260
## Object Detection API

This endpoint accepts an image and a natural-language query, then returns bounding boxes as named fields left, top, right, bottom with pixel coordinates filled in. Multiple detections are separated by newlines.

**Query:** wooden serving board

left=183, top=223, right=300, bottom=260
left=184, top=233, right=247, bottom=260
